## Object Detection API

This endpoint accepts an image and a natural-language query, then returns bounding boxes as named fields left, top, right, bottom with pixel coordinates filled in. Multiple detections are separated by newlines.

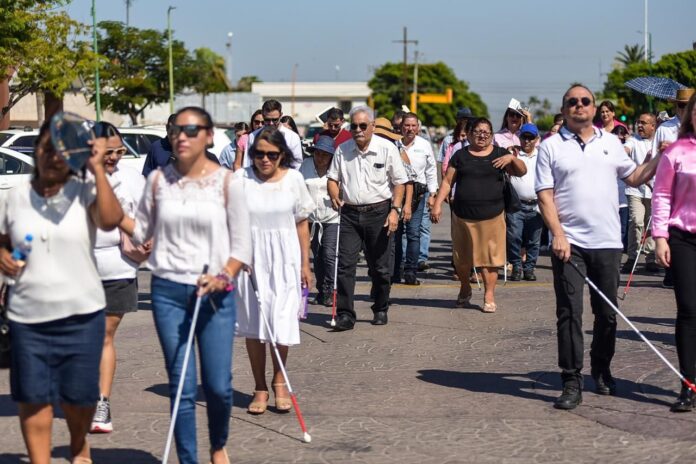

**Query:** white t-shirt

left=133, top=165, right=252, bottom=285
left=652, top=116, right=680, bottom=155
left=0, top=177, right=105, bottom=323
left=400, top=136, right=438, bottom=193
left=624, top=135, right=654, bottom=199
left=299, top=158, right=339, bottom=224
left=94, top=165, right=146, bottom=280
left=535, top=126, right=637, bottom=249
left=243, top=125, right=303, bottom=170
left=327, top=135, right=409, bottom=205
left=510, top=149, right=539, bottom=202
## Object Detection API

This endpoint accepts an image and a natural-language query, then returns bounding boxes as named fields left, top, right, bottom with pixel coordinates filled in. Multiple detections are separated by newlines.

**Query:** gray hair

left=349, top=105, right=374, bottom=122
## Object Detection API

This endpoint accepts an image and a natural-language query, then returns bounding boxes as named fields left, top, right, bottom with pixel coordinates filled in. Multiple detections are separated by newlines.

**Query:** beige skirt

left=452, top=212, right=506, bottom=273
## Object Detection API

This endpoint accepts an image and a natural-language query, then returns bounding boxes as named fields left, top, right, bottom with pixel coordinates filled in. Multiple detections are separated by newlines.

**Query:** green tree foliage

left=91, top=21, right=194, bottom=124
left=369, top=61, right=487, bottom=127
left=191, top=47, right=231, bottom=106
left=0, top=1, right=92, bottom=118
left=234, top=75, right=262, bottom=92
left=601, top=49, right=696, bottom=121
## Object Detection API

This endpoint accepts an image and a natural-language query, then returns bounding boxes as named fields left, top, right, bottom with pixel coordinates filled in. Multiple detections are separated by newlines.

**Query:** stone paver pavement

left=1, top=213, right=695, bottom=463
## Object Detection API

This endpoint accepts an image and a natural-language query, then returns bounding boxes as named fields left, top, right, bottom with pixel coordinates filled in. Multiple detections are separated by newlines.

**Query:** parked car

left=118, top=127, right=166, bottom=156
left=0, top=129, right=40, bottom=156
left=0, top=147, right=34, bottom=191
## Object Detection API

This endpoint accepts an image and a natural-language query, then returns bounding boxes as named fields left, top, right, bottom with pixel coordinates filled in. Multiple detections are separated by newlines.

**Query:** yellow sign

left=410, top=88, right=453, bottom=113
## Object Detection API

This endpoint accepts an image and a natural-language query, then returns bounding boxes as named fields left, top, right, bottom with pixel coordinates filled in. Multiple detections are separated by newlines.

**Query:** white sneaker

left=90, top=397, right=113, bottom=433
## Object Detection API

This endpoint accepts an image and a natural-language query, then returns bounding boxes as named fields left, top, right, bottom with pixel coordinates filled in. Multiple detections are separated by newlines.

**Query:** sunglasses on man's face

left=520, top=134, right=536, bottom=141
left=168, top=124, right=210, bottom=138
left=350, top=122, right=370, bottom=132
left=253, top=150, right=281, bottom=161
left=565, top=97, right=592, bottom=108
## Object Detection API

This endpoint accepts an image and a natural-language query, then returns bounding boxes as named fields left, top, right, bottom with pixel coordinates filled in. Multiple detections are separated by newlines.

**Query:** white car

left=0, top=129, right=40, bottom=156
left=120, top=126, right=232, bottom=159
left=0, top=147, right=34, bottom=191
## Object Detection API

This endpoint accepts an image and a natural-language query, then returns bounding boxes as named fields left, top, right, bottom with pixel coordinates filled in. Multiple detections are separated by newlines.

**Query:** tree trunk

left=201, top=93, right=206, bottom=110
left=44, top=92, right=63, bottom=123
left=0, top=78, right=9, bottom=130
left=35, top=92, right=45, bottom=127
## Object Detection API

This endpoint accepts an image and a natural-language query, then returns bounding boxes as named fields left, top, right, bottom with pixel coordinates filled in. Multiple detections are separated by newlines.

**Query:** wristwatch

left=391, top=206, right=402, bottom=216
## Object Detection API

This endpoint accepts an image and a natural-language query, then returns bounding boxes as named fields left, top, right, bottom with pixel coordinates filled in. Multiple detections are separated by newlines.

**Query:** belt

left=343, top=199, right=390, bottom=212
left=520, top=199, right=538, bottom=205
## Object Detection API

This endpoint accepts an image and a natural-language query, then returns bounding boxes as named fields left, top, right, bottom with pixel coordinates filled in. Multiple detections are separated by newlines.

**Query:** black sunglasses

left=253, top=150, right=281, bottom=161
left=252, top=119, right=264, bottom=125
left=263, top=117, right=281, bottom=124
left=168, top=124, right=210, bottom=138
left=565, top=97, right=592, bottom=108
left=520, top=134, right=537, bottom=141
left=350, top=122, right=370, bottom=131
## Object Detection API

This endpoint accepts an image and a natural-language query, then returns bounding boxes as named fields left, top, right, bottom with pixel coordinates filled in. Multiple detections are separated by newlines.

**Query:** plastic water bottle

left=4, top=234, right=33, bottom=286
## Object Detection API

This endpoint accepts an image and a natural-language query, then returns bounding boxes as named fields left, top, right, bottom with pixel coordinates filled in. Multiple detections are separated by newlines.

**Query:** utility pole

left=412, top=50, right=419, bottom=114
left=167, top=6, right=176, bottom=114
left=393, top=27, right=418, bottom=107
left=125, top=0, right=133, bottom=28
left=291, top=63, right=298, bottom=117
left=92, top=0, right=101, bottom=121
left=226, top=32, right=233, bottom=89
left=643, top=0, right=648, bottom=62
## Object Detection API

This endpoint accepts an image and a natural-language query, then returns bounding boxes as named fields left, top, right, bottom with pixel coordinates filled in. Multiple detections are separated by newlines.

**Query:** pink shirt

left=493, top=129, right=520, bottom=149
left=237, top=133, right=249, bottom=152
left=651, top=137, right=696, bottom=239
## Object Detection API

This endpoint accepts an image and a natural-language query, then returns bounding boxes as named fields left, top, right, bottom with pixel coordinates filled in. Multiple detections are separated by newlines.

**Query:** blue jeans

left=151, top=276, right=236, bottom=464
left=310, top=222, right=339, bottom=296
left=419, top=192, right=432, bottom=263
left=394, top=194, right=425, bottom=279
left=619, top=206, right=629, bottom=252
left=506, top=206, right=543, bottom=272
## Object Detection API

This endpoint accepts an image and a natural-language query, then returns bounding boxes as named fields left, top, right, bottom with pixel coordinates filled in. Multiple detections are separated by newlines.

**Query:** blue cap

left=456, top=107, right=473, bottom=120
left=308, top=135, right=335, bottom=155
left=520, top=123, right=539, bottom=137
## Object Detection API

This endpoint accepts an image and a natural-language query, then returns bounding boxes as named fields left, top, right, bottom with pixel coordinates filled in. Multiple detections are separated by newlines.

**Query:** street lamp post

left=167, top=6, right=176, bottom=114
left=226, top=32, right=233, bottom=89
left=92, top=0, right=101, bottom=121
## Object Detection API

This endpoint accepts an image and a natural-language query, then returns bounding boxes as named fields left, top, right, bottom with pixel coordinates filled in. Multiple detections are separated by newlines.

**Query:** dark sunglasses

left=263, top=117, right=280, bottom=124
left=252, top=119, right=264, bottom=125
left=253, top=150, right=281, bottom=161
left=168, top=124, right=210, bottom=138
left=565, top=97, right=592, bottom=108
left=350, top=122, right=370, bottom=131
left=507, top=111, right=522, bottom=118
left=520, top=134, right=537, bottom=141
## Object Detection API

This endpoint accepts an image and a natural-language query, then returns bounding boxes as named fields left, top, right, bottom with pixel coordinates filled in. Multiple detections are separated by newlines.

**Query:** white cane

left=162, top=265, right=208, bottom=463
left=620, top=215, right=653, bottom=301
left=329, top=212, right=341, bottom=327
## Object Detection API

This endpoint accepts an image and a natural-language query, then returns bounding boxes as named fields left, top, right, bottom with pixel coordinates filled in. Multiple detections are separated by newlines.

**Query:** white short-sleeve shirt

left=327, top=135, right=408, bottom=205
left=243, top=125, right=303, bottom=170
left=624, top=135, right=654, bottom=199
left=299, top=158, right=339, bottom=224
left=652, top=116, right=680, bottom=155
left=401, top=136, right=438, bottom=193
left=535, top=126, right=637, bottom=249
left=0, top=178, right=105, bottom=323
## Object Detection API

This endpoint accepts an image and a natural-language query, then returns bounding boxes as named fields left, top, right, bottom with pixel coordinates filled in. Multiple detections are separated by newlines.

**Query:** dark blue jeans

left=310, top=222, right=339, bottom=296
left=151, top=276, right=236, bottom=464
left=394, top=194, right=426, bottom=279
left=506, top=206, right=543, bottom=272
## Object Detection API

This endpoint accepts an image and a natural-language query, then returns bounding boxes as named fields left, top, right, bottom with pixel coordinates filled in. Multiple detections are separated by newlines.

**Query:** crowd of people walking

left=0, top=84, right=695, bottom=462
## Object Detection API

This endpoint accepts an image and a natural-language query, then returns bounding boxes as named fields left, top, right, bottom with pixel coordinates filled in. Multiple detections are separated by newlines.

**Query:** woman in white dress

left=235, top=127, right=314, bottom=414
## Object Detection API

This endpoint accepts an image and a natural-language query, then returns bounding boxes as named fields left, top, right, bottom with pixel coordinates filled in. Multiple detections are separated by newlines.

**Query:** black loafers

left=333, top=315, right=355, bottom=332
left=372, top=311, right=388, bottom=325
left=554, top=385, right=582, bottom=410
left=671, top=386, right=695, bottom=412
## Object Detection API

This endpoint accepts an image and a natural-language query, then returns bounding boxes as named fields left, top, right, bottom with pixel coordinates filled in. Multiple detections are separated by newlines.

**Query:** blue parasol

left=625, top=76, right=688, bottom=100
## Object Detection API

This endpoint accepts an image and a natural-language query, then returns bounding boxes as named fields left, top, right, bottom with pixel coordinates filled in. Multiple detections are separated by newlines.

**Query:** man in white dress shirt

left=237, top=99, right=303, bottom=170
left=393, top=112, right=437, bottom=285
left=327, top=106, right=408, bottom=330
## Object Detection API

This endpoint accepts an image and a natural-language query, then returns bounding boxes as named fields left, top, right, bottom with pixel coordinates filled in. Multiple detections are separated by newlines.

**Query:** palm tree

left=616, top=44, right=651, bottom=67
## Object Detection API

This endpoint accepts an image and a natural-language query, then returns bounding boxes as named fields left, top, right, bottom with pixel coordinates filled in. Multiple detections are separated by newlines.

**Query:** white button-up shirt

left=400, top=135, right=438, bottom=193
left=510, top=149, right=538, bottom=202
left=535, top=126, right=637, bottom=249
left=244, top=125, right=303, bottom=169
left=652, top=116, right=680, bottom=155
left=327, top=135, right=408, bottom=205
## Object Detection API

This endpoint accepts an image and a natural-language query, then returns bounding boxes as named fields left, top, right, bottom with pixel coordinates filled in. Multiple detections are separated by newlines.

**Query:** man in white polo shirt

left=328, top=106, right=408, bottom=331
left=536, top=84, right=663, bottom=410
left=393, top=112, right=438, bottom=285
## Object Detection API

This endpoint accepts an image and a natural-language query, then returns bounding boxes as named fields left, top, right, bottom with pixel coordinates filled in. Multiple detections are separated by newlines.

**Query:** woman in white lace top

left=126, top=106, right=251, bottom=464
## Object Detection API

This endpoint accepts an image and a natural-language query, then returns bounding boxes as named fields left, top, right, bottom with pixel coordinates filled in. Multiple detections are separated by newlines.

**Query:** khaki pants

left=627, top=195, right=654, bottom=263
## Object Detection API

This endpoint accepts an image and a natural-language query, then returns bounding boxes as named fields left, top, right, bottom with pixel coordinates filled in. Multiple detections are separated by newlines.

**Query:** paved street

left=1, top=212, right=695, bottom=463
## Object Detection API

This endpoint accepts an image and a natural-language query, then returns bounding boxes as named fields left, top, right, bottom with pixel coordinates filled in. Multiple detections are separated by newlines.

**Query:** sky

left=65, top=0, right=695, bottom=124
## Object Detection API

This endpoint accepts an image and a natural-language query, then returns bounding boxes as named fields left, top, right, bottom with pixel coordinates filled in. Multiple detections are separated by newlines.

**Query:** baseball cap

left=520, top=123, right=539, bottom=137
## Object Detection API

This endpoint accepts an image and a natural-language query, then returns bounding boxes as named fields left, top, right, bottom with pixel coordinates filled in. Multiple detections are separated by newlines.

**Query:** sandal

left=247, top=390, right=269, bottom=415
left=455, top=290, right=472, bottom=308
left=483, top=302, right=497, bottom=313
left=272, top=383, right=292, bottom=412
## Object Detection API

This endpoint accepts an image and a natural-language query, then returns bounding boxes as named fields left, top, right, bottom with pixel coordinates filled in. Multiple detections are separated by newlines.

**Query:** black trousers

left=337, top=201, right=392, bottom=322
left=551, top=245, right=622, bottom=387
left=670, top=227, right=696, bottom=382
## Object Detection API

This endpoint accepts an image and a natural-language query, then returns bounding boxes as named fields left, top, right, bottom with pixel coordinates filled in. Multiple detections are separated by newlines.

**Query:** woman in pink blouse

left=652, top=92, right=696, bottom=413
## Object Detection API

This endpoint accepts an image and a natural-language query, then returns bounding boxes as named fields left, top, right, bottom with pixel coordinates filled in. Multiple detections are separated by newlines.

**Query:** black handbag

left=502, top=171, right=522, bottom=214
left=0, top=284, right=10, bottom=369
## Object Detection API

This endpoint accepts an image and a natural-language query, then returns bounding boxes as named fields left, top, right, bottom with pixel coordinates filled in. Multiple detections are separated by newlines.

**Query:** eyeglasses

left=565, top=97, right=592, bottom=108
left=327, top=122, right=343, bottom=129
left=253, top=150, right=281, bottom=161
left=252, top=119, right=264, bottom=126
left=520, top=134, right=537, bottom=141
left=168, top=124, right=210, bottom=138
left=105, top=147, right=127, bottom=156
left=507, top=112, right=522, bottom=118
left=263, top=117, right=280, bottom=124
left=350, top=122, right=370, bottom=131
left=636, top=120, right=654, bottom=126
left=471, top=130, right=492, bottom=138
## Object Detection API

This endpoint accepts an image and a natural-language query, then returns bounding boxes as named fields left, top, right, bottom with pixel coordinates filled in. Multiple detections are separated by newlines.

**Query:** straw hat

left=675, top=88, right=695, bottom=102
left=373, top=117, right=402, bottom=141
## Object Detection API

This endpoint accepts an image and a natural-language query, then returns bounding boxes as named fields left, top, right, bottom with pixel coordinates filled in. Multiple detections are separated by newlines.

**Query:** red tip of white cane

left=303, top=432, right=312, bottom=443
left=684, top=379, right=696, bottom=393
